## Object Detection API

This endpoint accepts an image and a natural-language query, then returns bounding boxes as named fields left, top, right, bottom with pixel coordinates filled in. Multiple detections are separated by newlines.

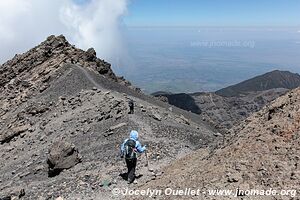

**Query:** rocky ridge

left=0, top=35, right=135, bottom=119
left=216, top=70, right=300, bottom=97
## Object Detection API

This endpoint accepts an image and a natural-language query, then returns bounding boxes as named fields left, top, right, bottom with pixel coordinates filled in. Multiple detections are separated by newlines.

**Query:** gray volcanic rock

left=0, top=124, right=31, bottom=144
left=141, top=87, right=300, bottom=200
left=0, top=35, right=116, bottom=87
left=47, top=141, right=81, bottom=177
left=154, top=88, right=288, bottom=132
left=0, top=35, right=133, bottom=120
left=191, top=88, right=288, bottom=132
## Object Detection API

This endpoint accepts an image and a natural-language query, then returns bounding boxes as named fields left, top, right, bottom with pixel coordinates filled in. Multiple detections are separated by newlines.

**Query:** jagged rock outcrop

left=0, top=35, right=137, bottom=118
left=0, top=35, right=117, bottom=88
left=0, top=124, right=31, bottom=144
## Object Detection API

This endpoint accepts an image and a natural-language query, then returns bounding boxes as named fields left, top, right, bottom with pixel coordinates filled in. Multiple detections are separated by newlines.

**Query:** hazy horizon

left=109, top=26, right=300, bottom=94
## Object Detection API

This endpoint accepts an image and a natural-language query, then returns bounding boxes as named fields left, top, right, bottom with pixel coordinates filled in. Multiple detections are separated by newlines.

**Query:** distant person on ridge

left=120, top=130, right=146, bottom=184
left=128, top=99, right=134, bottom=114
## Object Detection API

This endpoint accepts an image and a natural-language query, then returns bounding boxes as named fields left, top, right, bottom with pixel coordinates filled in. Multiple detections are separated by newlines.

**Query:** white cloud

left=0, top=1, right=31, bottom=40
left=0, top=0, right=128, bottom=65
left=60, top=0, right=128, bottom=63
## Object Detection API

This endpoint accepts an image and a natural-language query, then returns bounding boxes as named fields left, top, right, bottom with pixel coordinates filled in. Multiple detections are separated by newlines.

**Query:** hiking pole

left=144, top=150, right=153, bottom=172
left=145, top=150, right=149, bottom=167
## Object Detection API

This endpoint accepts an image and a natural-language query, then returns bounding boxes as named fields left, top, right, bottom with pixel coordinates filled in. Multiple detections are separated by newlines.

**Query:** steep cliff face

left=154, top=88, right=288, bottom=132
left=192, top=88, right=288, bottom=131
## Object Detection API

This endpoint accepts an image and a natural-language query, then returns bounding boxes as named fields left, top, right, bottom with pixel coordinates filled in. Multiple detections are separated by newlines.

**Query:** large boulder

left=47, top=141, right=81, bottom=177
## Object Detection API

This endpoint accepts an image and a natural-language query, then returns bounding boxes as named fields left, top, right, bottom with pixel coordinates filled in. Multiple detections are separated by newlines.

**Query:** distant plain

left=115, top=27, right=300, bottom=93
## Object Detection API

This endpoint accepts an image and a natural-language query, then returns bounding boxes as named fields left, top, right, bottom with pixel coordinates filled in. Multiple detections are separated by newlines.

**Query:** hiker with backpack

left=120, top=130, right=146, bottom=184
left=128, top=99, right=134, bottom=114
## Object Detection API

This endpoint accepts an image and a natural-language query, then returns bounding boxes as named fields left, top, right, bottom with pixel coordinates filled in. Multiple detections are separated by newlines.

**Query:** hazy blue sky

left=125, top=0, right=300, bottom=26
left=73, top=0, right=92, bottom=5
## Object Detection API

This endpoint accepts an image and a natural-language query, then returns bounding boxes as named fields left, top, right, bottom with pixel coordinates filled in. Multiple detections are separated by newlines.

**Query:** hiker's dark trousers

left=125, top=158, right=137, bottom=183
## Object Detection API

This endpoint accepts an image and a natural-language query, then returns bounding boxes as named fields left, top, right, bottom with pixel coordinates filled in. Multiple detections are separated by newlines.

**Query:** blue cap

left=130, top=130, right=139, bottom=141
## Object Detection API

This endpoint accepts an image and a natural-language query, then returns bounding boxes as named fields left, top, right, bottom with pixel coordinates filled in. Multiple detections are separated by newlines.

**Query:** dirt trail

left=210, top=93, right=217, bottom=107
left=69, top=64, right=214, bottom=186
left=128, top=114, right=153, bottom=138
left=74, top=64, right=158, bottom=172
left=71, top=64, right=216, bottom=133
left=73, top=65, right=107, bottom=91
